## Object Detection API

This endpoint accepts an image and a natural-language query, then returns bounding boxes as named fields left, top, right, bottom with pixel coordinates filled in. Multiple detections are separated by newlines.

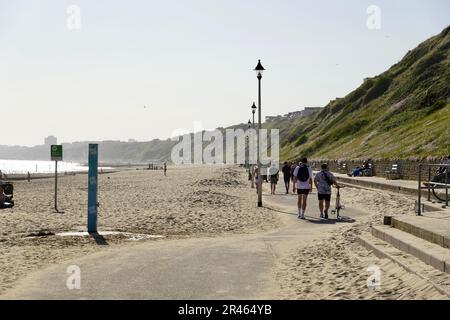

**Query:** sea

left=0, top=159, right=110, bottom=174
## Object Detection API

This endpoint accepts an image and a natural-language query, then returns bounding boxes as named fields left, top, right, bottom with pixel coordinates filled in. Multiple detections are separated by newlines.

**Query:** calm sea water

left=0, top=159, right=109, bottom=174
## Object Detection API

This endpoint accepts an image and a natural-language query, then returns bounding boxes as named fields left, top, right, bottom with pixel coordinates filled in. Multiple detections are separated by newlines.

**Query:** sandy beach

left=1, top=165, right=449, bottom=299
left=0, top=165, right=279, bottom=294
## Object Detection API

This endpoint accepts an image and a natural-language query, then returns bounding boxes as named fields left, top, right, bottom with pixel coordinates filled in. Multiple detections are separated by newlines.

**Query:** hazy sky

left=1, top=0, right=449, bottom=146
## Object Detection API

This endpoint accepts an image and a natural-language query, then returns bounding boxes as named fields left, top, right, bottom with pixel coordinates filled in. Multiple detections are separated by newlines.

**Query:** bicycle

left=427, top=171, right=450, bottom=202
left=331, top=186, right=345, bottom=219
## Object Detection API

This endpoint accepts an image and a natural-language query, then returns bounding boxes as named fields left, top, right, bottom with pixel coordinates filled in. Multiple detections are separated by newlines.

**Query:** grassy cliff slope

left=275, top=26, right=450, bottom=160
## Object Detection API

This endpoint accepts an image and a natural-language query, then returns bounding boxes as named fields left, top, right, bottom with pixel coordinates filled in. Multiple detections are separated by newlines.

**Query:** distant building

left=44, top=136, right=57, bottom=146
left=265, top=107, right=323, bottom=123
left=265, top=116, right=279, bottom=122
left=283, top=111, right=302, bottom=118
left=300, top=107, right=323, bottom=117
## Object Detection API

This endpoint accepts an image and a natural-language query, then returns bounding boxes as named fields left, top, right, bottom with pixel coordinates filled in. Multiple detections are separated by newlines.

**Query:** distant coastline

left=0, top=159, right=114, bottom=175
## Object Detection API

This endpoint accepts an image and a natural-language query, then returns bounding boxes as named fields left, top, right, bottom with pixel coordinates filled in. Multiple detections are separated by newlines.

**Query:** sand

left=0, top=165, right=279, bottom=294
left=276, top=186, right=450, bottom=300
left=2, top=166, right=449, bottom=299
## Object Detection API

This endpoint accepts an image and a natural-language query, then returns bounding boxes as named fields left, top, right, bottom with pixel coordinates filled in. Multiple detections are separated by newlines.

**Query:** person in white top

left=268, top=163, right=279, bottom=195
left=292, top=157, right=313, bottom=219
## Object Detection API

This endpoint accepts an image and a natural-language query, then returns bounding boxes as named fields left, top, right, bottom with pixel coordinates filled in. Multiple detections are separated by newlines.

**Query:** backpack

left=297, top=165, right=310, bottom=182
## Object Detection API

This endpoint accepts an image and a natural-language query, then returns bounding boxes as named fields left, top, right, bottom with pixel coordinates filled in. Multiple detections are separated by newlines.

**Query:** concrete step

left=391, top=213, right=450, bottom=249
left=371, top=225, right=450, bottom=274
left=357, top=233, right=450, bottom=297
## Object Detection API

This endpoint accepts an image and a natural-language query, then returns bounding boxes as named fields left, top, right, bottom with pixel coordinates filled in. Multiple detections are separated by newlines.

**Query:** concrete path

left=332, top=171, right=450, bottom=213
left=332, top=172, right=419, bottom=190
left=1, top=190, right=368, bottom=300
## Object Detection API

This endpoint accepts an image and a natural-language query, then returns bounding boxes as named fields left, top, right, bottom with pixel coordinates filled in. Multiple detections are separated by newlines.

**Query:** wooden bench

left=339, top=162, right=348, bottom=174
left=385, top=163, right=401, bottom=180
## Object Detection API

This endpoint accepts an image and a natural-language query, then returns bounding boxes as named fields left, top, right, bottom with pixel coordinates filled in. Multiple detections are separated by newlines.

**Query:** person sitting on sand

left=269, top=163, right=279, bottom=195
left=314, top=163, right=340, bottom=220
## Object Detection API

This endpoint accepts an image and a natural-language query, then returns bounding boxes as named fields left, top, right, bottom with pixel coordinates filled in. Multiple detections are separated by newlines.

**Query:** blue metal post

left=88, top=144, right=98, bottom=233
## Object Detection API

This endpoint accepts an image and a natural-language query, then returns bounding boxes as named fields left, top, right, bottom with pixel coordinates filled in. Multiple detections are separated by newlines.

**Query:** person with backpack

left=292, top=157, right=313, bottom=219
left=314, top=163, right=340, bottom=220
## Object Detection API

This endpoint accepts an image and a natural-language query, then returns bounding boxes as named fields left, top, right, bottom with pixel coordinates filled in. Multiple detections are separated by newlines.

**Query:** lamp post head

left=254, top=59, right=265, bottom=78
left=251, top=102, right=257, bottom=114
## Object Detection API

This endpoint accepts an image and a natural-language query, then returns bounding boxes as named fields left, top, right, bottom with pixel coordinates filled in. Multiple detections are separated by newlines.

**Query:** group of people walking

left=253, top=157, right=340, bottom=220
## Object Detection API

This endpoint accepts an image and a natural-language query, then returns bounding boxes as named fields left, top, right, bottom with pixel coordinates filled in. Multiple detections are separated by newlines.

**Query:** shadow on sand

left=305, top=216, right=355, bottom=224
left=89, top=232, right=109, bottom=246
left=264, top=205, right=356, bottom=224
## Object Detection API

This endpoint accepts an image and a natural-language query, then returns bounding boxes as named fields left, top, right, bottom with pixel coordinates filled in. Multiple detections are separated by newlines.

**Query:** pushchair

left=0, top=181, right=14, bottom=209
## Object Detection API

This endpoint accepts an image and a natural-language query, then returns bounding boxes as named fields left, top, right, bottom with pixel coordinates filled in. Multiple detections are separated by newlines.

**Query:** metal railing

left=417, top=163, right=449, bottom=215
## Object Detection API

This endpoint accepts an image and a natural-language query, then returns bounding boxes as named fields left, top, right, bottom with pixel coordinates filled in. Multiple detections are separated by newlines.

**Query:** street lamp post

left=247, top=119, right=251, bottom=170
left=251, top=102, right=257, bottom=189
left=254, top=59, right=265, bottom=207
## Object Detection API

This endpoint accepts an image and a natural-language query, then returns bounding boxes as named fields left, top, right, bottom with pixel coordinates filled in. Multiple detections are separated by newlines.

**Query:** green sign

left=51, top=145, right=63, bottom=161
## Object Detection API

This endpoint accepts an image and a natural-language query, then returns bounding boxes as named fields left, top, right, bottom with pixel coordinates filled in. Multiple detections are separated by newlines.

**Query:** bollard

left=383, top=216, right=392, bottom=226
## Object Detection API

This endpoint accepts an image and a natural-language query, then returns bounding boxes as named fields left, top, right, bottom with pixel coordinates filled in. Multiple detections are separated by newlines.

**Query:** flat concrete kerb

left=54, top=231, right=165, bottom=241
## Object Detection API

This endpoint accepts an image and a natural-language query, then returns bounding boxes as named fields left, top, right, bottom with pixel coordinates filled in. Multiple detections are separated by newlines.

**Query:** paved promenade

left=331, top=171, right=450, bottom=212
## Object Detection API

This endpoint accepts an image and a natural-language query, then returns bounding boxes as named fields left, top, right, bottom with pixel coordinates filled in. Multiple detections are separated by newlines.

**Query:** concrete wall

left=305, top=158, right=448, bottom=181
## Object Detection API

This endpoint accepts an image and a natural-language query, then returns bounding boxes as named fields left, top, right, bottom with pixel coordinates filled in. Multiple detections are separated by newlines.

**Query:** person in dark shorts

left=281, top=161, right=291, bottom=194
left=314, top=163, right=340, bottom=219
left=292, top=158, right=313, bottom=219
left=269, top=163, right=279, bottom=195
